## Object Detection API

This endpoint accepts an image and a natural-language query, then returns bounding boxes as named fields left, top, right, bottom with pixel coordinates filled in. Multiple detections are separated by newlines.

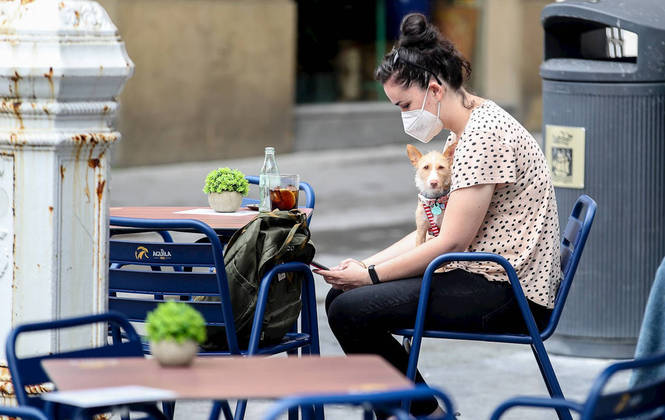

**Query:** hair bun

left=398, top=13, right=439, bottom=50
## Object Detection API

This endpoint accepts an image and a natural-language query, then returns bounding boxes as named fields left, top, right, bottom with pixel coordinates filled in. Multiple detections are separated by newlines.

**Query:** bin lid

left=541, top=0, right=665, bottom=82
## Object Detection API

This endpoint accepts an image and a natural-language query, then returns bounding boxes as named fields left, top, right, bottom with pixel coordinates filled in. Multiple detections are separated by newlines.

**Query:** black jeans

left=325, top=269, right=552, bottom=416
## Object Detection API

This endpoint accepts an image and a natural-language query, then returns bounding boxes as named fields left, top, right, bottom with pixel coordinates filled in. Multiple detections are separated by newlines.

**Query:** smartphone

left=310, top=260, right=330, bottom=271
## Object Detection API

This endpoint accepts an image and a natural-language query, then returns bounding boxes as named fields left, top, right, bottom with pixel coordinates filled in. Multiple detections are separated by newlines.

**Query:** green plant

left=146, top=301, right=207, bottom=344
left=203, top=167, right=249, bottom=196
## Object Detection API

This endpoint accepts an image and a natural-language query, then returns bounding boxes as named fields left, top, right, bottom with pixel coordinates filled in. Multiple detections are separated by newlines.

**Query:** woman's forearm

left=372, top=184, right=495, bottom=282
left=363, top=230, right=418, bottom=266
left=374, top=234, right=462, bottom=281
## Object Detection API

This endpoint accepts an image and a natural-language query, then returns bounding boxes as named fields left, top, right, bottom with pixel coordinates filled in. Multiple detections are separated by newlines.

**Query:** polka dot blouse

left=443, top=100, right=560, bottom=308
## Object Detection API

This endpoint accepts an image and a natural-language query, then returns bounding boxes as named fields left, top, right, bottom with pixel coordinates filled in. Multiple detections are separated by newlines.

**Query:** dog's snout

left=429, top=180, right=439, bottom=188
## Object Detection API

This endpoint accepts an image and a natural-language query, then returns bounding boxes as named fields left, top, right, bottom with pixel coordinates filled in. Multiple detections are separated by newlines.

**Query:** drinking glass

left=270, top=174, right=299, bottom=210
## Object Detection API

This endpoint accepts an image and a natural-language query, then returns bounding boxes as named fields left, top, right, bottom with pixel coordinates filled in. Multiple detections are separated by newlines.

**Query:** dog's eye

left=423, top=165, right=429, bottom=170
left=438, top=165, right=444, bottom=170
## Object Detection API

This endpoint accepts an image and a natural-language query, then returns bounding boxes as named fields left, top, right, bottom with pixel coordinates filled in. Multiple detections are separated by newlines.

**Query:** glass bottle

left=259, top=147, right=279, bottom=212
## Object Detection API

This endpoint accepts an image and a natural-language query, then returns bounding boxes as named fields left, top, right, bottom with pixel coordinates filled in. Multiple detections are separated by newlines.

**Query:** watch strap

left=368, top=265, right=380, bottom=285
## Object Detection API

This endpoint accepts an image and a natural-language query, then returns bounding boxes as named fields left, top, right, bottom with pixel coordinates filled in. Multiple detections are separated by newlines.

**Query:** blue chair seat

left=393, top=328, right=535, bottom=345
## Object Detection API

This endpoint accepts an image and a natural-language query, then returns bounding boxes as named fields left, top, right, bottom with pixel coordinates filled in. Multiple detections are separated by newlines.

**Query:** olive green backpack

left=201, top=210, right=315, bottom=350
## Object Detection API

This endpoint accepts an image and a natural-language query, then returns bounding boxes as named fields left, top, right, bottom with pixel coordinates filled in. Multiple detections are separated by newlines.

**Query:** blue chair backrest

left=5, top=311, right=143, bottom=410
left=542, top=195, right=597, bottom=338
left=583, top=351, right=665, bottom=419
left=0, top=405, right=49, bottom=420
left=108, top=217, right=241, bottom=353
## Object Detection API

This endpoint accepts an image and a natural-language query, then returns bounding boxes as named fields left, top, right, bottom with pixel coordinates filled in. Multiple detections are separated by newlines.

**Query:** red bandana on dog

left=418, top=193, right=448, bottom=237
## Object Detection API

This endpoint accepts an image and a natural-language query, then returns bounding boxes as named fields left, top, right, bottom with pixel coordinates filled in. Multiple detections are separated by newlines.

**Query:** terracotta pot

left=150, top=339, right=198, bottom=367
left=208, top=191, right=242, bottom=212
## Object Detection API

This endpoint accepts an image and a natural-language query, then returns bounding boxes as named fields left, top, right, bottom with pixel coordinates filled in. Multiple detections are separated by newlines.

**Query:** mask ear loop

left=428, top=100, right=443, bottom=140
left=420, top=87, right=430, bottom=111
left=422, top=86, right=443, bottom=121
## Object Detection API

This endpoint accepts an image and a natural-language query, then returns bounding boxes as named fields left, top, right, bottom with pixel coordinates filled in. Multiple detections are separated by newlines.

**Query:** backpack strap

left=273, top=213, right=311, bottom=262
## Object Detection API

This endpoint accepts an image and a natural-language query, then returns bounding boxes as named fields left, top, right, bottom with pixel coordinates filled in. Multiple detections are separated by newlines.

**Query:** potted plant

left=203, top=167, right=250, bottom=212
left=146, top=301, right=207, bottom=367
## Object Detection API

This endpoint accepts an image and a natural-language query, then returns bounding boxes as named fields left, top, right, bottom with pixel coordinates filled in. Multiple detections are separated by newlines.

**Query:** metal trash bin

left=540, top=0, right=665, bottom=358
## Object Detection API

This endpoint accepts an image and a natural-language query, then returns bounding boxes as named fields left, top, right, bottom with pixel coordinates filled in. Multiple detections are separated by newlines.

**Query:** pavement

left=109, top=143, right=619, bottom=420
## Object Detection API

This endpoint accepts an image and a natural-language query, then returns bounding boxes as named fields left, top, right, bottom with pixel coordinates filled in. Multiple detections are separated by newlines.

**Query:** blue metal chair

left=491, top=351, right=665, bottom=419
left=243, top=175, right=316, bottom=225
left=5, top=311, right=165, bottom=420
left=263, top=385, right=456, bottom=420
left=394, top=194, right=597, bottom=420
left=0, top=405, right=48, bottom=420
left=109, top=217, right=320, bottom=420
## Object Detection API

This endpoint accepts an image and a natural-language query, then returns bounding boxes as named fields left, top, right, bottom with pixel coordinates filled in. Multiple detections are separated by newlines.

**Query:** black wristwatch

left=368, top=265, right=381, bottom=285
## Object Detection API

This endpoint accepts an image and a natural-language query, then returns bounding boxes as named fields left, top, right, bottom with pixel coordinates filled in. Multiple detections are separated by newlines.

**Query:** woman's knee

left=326, top=291, right=365, bottom=334
left=325, top=287, right=343, bottom=315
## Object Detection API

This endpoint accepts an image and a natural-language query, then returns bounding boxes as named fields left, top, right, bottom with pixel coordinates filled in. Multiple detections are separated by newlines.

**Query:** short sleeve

left=442, top=133, right=455, bottom=151
left=451, top=130, right=516, bottom=191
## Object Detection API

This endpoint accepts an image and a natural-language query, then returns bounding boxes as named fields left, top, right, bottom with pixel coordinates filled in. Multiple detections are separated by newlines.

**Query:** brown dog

left=407, top=142, right=457, bottom=245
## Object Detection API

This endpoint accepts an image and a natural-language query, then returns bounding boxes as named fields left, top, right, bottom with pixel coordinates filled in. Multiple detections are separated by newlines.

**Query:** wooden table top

left=110, top=207, right=313, bottom=231
left=42, top=355, right=413, bottom=400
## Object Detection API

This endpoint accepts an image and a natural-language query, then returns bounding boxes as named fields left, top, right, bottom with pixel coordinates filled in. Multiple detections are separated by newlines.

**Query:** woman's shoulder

left=471, top=100, right=512, bottom=127
left=468, top=100, right=532, bottom=142
left=486, top=100, right=526, bottom=128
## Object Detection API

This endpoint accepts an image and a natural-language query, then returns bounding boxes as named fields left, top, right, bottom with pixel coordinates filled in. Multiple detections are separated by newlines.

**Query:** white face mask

left=401, top=88, right=443, bottom=143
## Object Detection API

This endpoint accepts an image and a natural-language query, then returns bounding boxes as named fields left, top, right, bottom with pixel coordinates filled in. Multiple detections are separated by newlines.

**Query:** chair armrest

left=430, top=252, right=538, bottom=331
left=490, top=396, right=584, bottom=420
left=247, top=262, right=317, bottom=354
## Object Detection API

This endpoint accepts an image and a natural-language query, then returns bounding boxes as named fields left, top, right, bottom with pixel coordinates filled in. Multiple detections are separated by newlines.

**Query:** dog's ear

left=406, top=144, right=422, bottom=167
left=443, top=139, right=458, bottom=162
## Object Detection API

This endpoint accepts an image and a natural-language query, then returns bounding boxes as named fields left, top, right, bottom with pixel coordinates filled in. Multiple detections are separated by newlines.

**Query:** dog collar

left=418, top=193, right=449, bottom=237
left=418, top=193, right=449, bottom=208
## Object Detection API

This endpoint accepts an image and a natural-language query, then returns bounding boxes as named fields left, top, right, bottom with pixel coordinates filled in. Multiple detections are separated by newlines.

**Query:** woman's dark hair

left=375, top=13, right=472, bottom=103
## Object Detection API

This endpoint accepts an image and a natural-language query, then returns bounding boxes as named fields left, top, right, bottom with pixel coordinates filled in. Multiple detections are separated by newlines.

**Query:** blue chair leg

left=162, top=401, right=175, bottom=420
left=208, top=402, right=221, bottom=420
left=288, top=406, right=299, bottom=420
left=234, top=400, right=248, bottom=420
left=209, top=400, right=233, bottom=420
left=530, top=342, right=572, bottom=420
left=287, top=327, right=300, bottom=420
left=298, top=275, right=317, bottom=356
left=221, top=401, right=234, bottom=420
left=301, top=405, right=316, bottom=420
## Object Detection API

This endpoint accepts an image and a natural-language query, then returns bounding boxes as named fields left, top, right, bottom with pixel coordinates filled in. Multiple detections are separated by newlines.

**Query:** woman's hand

left=334, top=258, right=367, bottom=270
left=314, top=263, right=371, bottom=291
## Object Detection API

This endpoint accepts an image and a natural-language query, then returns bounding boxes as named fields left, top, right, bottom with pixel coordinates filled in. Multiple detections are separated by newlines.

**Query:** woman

left=315, top=13, right=560, bottom=416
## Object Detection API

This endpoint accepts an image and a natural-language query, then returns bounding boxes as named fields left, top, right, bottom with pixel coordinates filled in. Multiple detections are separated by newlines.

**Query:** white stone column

left=0, top=0, right=133, bottom=363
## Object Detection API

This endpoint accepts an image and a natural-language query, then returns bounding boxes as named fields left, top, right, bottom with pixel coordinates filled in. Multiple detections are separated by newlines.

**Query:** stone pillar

left=0, top=0, right=133, bottom=364
left=477, top=0, right=522, bottom=115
